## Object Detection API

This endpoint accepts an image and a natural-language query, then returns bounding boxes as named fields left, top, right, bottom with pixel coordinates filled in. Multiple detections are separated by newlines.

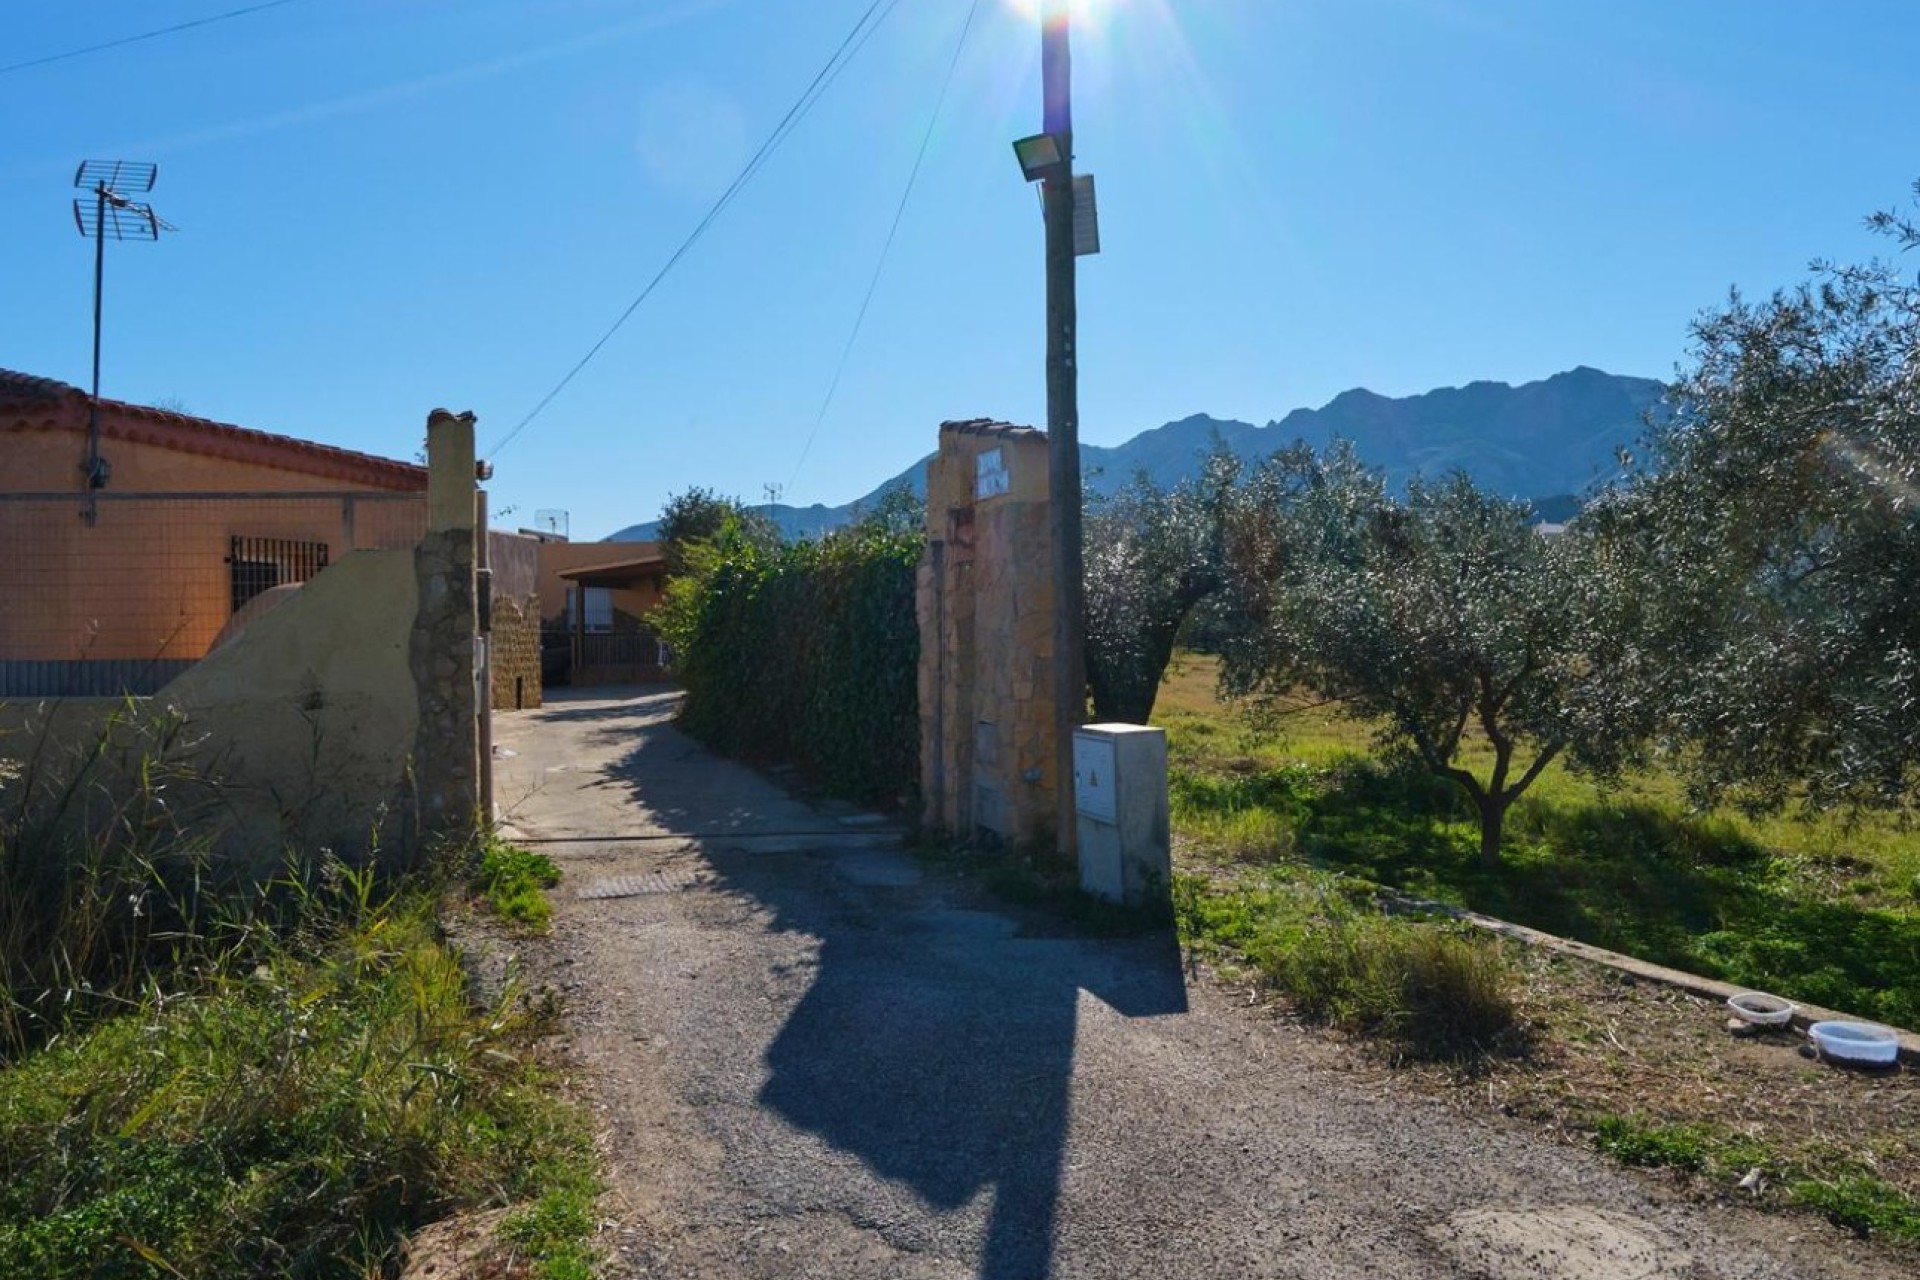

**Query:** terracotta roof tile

left=0, top=369, right=79, bottom=402
left=0, top=366, right=426, bottom=490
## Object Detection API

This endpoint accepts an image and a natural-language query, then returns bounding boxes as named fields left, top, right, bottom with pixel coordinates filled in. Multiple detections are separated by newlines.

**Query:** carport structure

left=556, top=550, right=670, bottom=685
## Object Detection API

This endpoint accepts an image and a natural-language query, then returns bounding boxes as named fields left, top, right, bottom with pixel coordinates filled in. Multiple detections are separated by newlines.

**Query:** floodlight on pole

left=72, top=158, right=172, bottom=519
left=1012, top=133, right=1067, bottom=183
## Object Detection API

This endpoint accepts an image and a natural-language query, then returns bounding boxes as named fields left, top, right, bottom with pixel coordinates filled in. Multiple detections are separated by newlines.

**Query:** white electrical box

left=1072, top=724, right=1171, bottom=909
left=1073, top=734, right=1117, bottom=823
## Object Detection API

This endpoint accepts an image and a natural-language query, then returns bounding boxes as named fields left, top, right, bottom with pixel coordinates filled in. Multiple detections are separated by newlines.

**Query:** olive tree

left=1083, top=453, right=1238, bottom=723
left=1216, top=445, right=1650, bottom=864
left=1587, top=187, right=1920, bottom=810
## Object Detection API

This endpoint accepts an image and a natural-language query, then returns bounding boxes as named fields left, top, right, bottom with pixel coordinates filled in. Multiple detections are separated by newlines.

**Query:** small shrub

left=1277, top=911, right=1520, bottom=1060
left=474, top=840, right=562, bottom=932
left=1176, top=871, right=1520, bottom=1061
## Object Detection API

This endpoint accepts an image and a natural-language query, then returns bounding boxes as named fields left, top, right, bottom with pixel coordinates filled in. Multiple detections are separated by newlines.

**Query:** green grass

left=476, top=840, right=563, bottom=932
left=908, top=835, right=1170, bottom=936
left=1592, top=1115, right=1920, bottom=1244
left=1156, top=656, right=1920, bottom=1029
left=1174, top=869, right=1522, bottom=1062
left=500, top=1171, right=603, bottom=1280
left=0, top=888, right=600, bottom=1278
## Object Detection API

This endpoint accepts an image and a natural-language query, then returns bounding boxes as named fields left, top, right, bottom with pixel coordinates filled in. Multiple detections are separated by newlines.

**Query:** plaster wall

left=0, top=549, right=421, bottom=871
left=0, top=490, right=426, bottom=667
left=0, top=407, right=481, bottom=868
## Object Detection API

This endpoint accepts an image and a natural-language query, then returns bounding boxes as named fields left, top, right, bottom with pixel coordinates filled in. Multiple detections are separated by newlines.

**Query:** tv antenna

left=535, top=509, right=570, bottom=539
left=73, top=159, right=174, bottom=519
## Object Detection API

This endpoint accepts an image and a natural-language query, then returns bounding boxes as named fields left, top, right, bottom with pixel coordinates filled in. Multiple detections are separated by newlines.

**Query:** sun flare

left=1001, top=0, right=1125, bottom=34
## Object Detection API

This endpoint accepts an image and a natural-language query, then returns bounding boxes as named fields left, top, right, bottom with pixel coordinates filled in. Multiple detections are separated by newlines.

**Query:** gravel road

left=491, top=690, right=1899, bottom=1280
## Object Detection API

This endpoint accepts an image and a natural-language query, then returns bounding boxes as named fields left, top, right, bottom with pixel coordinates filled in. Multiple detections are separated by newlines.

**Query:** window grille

left=229, top=535, right=330, bottom=614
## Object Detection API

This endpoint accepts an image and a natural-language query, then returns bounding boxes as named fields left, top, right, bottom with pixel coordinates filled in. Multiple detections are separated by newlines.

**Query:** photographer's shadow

left=716, top=849, right=1187, bottom=1280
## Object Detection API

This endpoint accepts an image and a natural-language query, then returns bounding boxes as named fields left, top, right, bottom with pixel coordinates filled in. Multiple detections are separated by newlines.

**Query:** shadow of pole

left=561, top=696, right=1190, bottom=1277
left=709, top=848, right=1187, bottom=1279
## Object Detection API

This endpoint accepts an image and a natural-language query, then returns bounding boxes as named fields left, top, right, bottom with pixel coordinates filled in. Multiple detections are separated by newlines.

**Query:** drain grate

left=575, top=870, right=702, bottom=900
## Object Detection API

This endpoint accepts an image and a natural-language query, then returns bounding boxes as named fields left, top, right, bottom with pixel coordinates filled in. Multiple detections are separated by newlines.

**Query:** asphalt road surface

left=491, top=689, right=1900, bottom=1280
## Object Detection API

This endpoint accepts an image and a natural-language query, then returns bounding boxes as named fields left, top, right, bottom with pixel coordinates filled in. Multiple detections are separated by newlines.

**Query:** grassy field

left=1151, top=653, right=1919, bottom=1246
left=1155, top=654, right=1920, bottom=1029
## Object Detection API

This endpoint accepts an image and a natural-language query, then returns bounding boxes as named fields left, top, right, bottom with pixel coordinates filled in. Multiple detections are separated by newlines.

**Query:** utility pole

left=1042, top=0, right=1085, bottom=859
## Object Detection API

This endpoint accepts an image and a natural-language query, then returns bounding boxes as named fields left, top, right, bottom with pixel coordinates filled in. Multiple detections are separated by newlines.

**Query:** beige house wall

left=3, top=420, right=424, bottom=668
left=7, top=423, right=414, bottom=493
left=534, top=540, right=665, bottom=627
left=917, top=421, right=1058, bottom=845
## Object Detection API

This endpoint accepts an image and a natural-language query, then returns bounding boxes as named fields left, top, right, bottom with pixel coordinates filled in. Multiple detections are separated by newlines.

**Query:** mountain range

left=606, top=366, right=1666, bottom=542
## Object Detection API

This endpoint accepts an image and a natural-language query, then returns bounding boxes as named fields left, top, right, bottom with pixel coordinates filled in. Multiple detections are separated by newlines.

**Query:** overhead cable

left=487, top=0, right=906, bottom=459
left=788, top=0, right=984, bottom=489
left=0, top=0, right=310, bottom=76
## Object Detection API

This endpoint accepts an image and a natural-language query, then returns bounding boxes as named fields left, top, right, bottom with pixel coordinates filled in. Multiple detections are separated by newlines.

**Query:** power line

left=487, top=0, right=906, bottom=459
left=0, top=0, right=310, bottom=76
left=789, top=0, right=983, bottom=490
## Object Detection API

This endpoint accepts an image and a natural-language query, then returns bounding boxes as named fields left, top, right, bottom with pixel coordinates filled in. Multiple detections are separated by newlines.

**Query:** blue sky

left=5, top=1, right=1918, bottom=538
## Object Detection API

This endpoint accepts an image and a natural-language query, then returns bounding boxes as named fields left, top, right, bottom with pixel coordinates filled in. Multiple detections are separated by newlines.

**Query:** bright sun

left=1002, top=0, right=1123, bottom=32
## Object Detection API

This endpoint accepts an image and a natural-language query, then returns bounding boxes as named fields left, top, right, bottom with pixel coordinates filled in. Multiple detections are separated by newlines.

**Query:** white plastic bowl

left=1808, top=1020, right=1900, bottom=1067
left=1727, top=991, right=1796, bottom=1026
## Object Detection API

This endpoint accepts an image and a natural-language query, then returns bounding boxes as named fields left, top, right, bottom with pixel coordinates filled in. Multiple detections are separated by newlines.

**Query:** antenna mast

left=72, top=159, right=173, bottom=522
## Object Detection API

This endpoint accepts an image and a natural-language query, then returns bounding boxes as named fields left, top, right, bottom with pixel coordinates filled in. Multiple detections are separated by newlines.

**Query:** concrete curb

left=507, top=830, right=907, bottom=856
left=1378, top=889, right=1920, bottom=1068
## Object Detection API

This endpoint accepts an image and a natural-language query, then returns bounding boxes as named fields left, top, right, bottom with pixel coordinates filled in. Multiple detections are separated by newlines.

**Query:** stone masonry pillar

left=917, top=420, right=1058, bottom=846
left=410, top=408, right=481, bottom=852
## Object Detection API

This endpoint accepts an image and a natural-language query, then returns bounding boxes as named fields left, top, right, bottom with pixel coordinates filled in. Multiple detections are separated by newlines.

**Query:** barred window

left=229, top=535, right=330, bottom=614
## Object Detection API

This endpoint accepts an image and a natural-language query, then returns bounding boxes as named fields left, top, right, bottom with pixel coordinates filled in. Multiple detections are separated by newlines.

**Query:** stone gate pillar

left=917, top=420, right=1058, bottom=845
left=410, top=408, right=481, bottom=850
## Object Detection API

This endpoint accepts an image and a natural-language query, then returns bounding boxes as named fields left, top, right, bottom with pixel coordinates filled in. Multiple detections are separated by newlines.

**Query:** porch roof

left=556, top=551, right=667, bottom=588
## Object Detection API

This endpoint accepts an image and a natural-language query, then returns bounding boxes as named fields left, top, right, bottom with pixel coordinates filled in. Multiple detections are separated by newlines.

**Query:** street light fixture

left=1012, top=132, right=1068, bottom=183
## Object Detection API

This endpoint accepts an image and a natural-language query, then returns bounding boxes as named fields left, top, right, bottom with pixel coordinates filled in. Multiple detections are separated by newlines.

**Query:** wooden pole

left=1043, top=0, right=1085, bottom=858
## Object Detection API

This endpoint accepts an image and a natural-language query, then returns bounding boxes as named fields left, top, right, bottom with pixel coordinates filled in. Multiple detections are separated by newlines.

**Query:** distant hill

left=606, top=367, right=1664, bottom=542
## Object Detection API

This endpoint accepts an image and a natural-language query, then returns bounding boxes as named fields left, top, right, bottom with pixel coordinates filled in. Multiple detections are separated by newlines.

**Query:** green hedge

left=668, top=523, right=920, bottom=805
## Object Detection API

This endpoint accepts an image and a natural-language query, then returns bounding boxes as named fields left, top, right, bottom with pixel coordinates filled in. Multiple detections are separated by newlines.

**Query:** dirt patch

left=1279, top=939, right=1920, bottom=1239
left=1430, top=1205, right=1698, bottom=1280
left=398, top=1208, right=516, bottom=1280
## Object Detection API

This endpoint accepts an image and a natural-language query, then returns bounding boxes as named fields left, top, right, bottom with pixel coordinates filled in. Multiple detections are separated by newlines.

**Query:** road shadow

left=602, top=716, right=1188, bottom=1277
left=699, top=838, right=1187, bottom=1278
left=539, top=695, right=1192, bottom=1275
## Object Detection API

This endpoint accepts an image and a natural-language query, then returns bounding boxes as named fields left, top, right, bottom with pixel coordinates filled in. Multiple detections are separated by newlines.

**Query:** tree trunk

left=1477, top=794, right=1508, bottom=867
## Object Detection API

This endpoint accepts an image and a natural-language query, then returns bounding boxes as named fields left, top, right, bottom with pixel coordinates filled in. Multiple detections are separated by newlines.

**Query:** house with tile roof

left=1, top=369, right=430, bottom=695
